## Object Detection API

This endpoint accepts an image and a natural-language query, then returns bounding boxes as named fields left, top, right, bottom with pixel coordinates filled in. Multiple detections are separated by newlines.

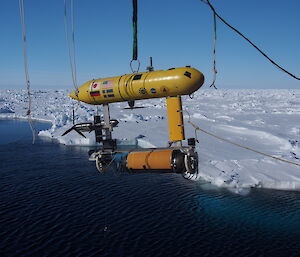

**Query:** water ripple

left=1, top=121, right=300, bottom=256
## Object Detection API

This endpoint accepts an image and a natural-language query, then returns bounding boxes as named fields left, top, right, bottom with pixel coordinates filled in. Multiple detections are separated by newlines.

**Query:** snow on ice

left=1, top=89, right=300, bottom=191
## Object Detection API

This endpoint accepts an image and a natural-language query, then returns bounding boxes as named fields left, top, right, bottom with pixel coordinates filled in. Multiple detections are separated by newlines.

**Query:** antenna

left=146, top=56, right=154, bottom=72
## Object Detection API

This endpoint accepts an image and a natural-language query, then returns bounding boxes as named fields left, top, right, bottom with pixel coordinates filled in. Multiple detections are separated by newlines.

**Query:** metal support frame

left=88, top=100, right=198, bottom=177
left=103, top=103, right=112, bottom=138
left=99, top=103, right=116, bottom=151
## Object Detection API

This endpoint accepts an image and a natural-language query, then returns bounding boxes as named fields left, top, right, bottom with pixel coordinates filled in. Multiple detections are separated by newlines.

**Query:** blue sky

left=0, top=0, right=299, bottom=89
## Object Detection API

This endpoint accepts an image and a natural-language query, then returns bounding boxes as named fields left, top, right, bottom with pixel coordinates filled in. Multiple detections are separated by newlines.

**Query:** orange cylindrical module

left=126, top=149, right=186, bottom=173
left=127, top=149, right=172, bottom=171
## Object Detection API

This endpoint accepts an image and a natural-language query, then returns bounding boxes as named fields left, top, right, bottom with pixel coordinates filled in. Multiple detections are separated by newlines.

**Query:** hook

left=130, top=59, right=140, bottom=73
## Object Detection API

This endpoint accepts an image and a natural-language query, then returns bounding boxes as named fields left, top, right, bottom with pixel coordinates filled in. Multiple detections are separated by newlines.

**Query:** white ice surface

left=1, top=89, right=300, bottom=191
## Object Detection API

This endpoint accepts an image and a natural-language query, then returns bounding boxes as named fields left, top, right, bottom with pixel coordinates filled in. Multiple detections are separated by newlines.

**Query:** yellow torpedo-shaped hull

left=70, top=67, right=204, bottom=105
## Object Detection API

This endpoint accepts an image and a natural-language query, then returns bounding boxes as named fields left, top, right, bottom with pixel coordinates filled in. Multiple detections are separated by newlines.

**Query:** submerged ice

left=1, top=89, right=300, bottom=191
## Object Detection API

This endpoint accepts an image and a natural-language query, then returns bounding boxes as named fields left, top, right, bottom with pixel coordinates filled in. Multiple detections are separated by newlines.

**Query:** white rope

left=210, top=12, right=217, bottom=89
left=19, top=0, right=36, bottom=144
left=64, top=0, right=79, bottom=95
left=184, top=110, right=300, bottom=168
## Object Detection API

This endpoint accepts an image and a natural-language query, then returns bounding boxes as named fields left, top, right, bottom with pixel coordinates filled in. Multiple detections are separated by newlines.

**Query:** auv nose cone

left=69, top=90, right=79, bottom=100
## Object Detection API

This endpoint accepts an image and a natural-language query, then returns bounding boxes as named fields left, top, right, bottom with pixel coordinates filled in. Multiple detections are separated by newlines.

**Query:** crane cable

left=201, top=0, right=300, bottom=81
left=19, top=0, right=36, bottom=144
left=183, top=110, right=300, bottom=168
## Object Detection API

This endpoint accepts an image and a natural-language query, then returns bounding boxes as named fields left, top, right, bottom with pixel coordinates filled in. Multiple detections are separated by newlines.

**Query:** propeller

left=61, top=123, right=93, bottom=138
left=62, top=120, right=119, bottom=138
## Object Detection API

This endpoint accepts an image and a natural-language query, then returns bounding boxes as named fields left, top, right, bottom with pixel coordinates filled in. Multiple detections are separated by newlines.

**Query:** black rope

left=201, top=0, right=300, bottom=81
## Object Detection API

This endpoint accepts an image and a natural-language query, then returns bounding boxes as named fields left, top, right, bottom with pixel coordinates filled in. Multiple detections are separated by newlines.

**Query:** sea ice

left=1, top=89, right=300, bottom=191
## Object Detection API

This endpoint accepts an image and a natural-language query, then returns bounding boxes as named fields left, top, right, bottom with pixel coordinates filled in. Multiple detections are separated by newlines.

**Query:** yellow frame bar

left=166, top=96, right=185, bottom=142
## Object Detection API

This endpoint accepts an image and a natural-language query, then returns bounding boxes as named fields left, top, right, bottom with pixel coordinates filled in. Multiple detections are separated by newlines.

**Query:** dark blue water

left=1, top=119, right=300, bottom=257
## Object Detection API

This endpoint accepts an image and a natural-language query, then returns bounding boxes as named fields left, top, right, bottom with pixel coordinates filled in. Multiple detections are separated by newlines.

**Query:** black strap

left=132, top=0, right=138, bottom=60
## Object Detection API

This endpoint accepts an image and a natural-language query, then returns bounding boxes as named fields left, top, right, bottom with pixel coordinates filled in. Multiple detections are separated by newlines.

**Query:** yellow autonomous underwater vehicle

left=70, top=67, right=203, bottom=105
left=63, top=65, right=205, bottom=178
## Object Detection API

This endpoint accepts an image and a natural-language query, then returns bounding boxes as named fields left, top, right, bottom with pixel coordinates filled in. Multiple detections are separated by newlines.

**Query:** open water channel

left=0, top=119, right=300, bottom=256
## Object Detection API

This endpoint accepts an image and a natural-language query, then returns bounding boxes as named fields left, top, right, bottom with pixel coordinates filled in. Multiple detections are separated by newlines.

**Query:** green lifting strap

left=132, top=0, right=138, bottom=60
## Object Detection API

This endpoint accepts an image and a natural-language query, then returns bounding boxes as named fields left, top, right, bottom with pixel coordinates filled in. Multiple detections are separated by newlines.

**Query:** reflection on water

left=0, top=119, right=300, bottom=257
left=196, top=185, right=300, bottom=234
